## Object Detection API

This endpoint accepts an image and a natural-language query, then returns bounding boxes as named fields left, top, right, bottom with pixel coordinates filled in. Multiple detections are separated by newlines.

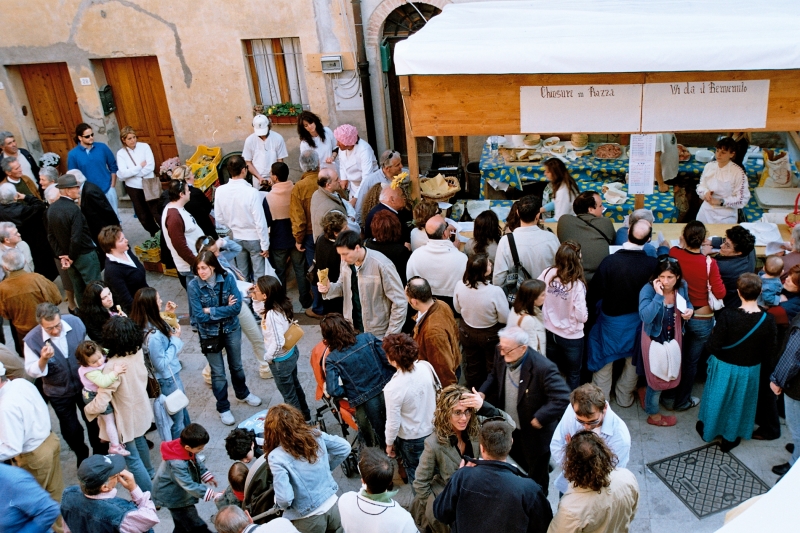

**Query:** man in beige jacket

left=318, top=230, right=406, bottom=338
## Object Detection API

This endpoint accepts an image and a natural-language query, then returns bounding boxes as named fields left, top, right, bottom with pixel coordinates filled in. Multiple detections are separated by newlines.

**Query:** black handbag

left=199, top=276, right=226, bottom=355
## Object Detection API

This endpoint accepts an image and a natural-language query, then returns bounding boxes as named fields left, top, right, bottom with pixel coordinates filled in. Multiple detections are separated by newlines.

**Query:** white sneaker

left=259, top=366, right=274, bottom=379
left=219, top=411, right=235, bottom=425
left=238, top=393, right=262, bottom=407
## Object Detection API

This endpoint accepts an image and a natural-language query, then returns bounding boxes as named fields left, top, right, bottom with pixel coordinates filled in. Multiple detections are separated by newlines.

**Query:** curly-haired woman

left=410, top=200, right=440, bottom=251
left=713, top=225, right=757, bottom=308
left=549, top=431, right=638, bottom=532
left=382, top=333, right=438, bottom=488
left=264, top=403, right=351, bottom=533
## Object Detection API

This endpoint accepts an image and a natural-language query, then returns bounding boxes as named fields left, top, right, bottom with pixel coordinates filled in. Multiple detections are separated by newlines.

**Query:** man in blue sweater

left=0, top=463, right=61, bottom=533
left=67, top=123, right=119, bottom=215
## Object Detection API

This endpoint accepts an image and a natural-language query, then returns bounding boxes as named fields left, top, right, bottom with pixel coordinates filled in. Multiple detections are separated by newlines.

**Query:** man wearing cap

left=0, top=361, right=65, bottom=524
left=47, top=173, right=102, bottom=306
left=61, top=453, right=159, bottom=533
left=243, top=114, right=288, bottom=188
left=333, top=124, right=378, bottom=205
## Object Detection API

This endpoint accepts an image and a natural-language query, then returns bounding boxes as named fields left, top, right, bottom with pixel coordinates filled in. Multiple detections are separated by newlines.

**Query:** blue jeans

left=546, top=331, right=583, bottom=391
left=204, top=327, right=250, bottom=413
left=157, top=374, right=191, bottom=440
left=786, top=396, right=800, bottom=466
left=125, top=436, right=154, bottom=492
left=271, top=246, right=312, bottom=308
left=303, top=234, right=323, bottom=314
left=269, top=347, right=310, bottom=420
left=395, top=435, right=428, bottom=491
left=663, top=317, right=714, bottom=409
left=354, top=394, right=387, bottom=449
left=235, top=239, right=266, bottom=281
left=644, top=386, right=662, bottom=416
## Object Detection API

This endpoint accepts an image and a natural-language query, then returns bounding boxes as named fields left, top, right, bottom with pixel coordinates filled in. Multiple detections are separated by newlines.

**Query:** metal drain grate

left=647, top=443, right=770, bottom=518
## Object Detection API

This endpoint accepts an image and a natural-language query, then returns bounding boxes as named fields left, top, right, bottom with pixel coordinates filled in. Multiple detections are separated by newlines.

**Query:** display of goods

left=596, top=144, right=623, bottom=159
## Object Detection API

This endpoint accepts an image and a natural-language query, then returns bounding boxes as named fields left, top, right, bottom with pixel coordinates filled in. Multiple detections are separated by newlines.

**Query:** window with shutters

left=244, top=38, right=309, bottom=108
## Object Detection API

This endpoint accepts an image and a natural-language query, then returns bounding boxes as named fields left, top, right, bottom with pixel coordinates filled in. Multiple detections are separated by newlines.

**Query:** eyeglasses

left=451, top=408, right=473, bottom=419
left=499, top=344, right=525, bottom=356
left=575, top=416, right=603, bottom=428
left=81, top=133, right=94, bottom=139
left=42, top=321, right=63, bottom=332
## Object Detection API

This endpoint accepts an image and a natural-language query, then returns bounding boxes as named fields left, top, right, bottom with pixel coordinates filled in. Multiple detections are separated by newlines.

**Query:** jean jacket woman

left=145, top=324, right=183, bottom=380
left=268, top=432, right=351, bottom=519
left=639, top=279, right=693, bottom=338
left=324, top=332, right=395, bottom=407
left=187, top=272, right=242, bottom=338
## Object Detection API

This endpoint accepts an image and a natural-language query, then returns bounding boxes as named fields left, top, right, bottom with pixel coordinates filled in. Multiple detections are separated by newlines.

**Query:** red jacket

left=669, top=248, right=726, bottom=309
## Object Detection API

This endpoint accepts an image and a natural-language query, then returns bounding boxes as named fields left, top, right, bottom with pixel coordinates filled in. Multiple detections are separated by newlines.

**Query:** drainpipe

left=351, top=0, right=378, bottom=152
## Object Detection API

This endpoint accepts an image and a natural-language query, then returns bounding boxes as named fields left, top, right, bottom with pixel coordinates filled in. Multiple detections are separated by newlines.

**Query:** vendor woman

left=696, top=137, right=751, bottom=224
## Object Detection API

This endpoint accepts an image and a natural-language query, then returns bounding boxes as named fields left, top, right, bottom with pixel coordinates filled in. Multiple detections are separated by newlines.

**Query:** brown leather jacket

left=413, top=300, right=461, bottom=387
left=289, top=170, right=320, bottom=244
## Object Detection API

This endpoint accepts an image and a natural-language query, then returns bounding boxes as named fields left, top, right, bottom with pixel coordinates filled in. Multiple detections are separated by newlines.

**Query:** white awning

left=394, top=0, right=800, bottom=76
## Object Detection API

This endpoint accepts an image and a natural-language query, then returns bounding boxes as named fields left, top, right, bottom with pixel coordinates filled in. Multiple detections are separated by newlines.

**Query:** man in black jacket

left=73, top=171, right=120, bottom=242
left=47, top=174, right=101, bottom=307
left=478, top=326, right=570, bottom=496
left=0, top=131, right=40, bottom=183
left=434, top=419, right=552, bottom=533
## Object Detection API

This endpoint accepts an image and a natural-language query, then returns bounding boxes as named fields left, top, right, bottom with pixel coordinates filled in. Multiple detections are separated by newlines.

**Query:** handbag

left=706, top=256, right=725, bottom=311
left=282, top=321, right=305, bottom=351
left=162, top=363, right=189, bottom=415
left=141, top=329, right=161, bottom=399
left=125, top=147, right=162, bottom=201
left=648, top=339, right=682, bottom=382
left=199, top=278, right=226, bottom=354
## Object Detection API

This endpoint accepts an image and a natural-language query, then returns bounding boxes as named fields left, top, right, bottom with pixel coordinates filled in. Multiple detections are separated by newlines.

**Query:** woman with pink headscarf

left=333, top=124, right=378, bottom=205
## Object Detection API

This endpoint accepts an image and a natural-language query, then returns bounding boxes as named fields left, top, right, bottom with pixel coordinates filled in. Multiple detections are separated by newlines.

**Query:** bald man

left=587, top=218, right=659, bottom=405
left=363, top=185, right=412, bottom=242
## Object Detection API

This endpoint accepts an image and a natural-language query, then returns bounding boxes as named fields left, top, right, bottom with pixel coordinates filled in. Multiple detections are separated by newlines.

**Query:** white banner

left=641, top=80, right=770, bottom=132
left=520, top=84, right=642, bottom=133
left=628, top=134, right=657, bottom=195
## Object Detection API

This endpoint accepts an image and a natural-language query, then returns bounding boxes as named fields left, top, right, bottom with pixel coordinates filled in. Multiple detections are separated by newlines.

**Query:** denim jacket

left=145, top=323, right=183, bottom=380
left=325, top=333, right=395, bottom=407
left=187, top=272, right=242, bottom=338
left=268, top=432, right=351, bottom=519
left=639, top=280, right=693, bottom=338
left=153, top=454, right=212, bottom=508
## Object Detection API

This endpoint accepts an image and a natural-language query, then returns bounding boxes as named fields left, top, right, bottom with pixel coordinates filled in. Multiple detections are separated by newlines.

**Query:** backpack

left=503, top=233, right=531, bottom=305
left=242, top=455, right=281, bottom=524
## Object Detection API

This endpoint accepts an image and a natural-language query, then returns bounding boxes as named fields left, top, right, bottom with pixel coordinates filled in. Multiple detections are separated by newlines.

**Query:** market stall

left=394, top=0, right=800, bottom=222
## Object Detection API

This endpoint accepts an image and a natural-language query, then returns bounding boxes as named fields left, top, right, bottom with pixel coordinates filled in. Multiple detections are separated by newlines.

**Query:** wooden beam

left=789, top=131, right=800, bottom=150
left=399, top=75, right=410, bottom=96
left=403, top=97, right=420, bottom=202
left=634, top=194, right=645, bottom=210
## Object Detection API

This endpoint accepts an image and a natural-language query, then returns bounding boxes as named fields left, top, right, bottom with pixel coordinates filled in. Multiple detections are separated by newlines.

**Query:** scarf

left=266, top=181, right=293, bottom=220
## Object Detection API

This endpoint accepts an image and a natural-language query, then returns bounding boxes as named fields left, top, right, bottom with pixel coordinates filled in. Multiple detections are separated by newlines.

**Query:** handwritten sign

left=641, top=80, right=770, bottom=131
left=520, top=84, right=642, bottom=133
left=628, top=134, right=657, bottom=195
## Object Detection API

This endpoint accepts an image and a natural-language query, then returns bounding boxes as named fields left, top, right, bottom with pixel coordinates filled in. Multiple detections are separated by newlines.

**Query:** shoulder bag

left=577, top=216, right=614, bottom=245
left=706, top=256, right=725, bottom=311
left=141, top=329, right=161, bottom=399
left=282, top=320, right=305, bottom=351
left=199, top=279, right=226, bottom=354
left=721, top=313, right=767, bottom=350
left=162, top=360, right=190, bottom=415
left=125, top=147, right=162, bottom=201
left=503, top=233, right=532, bottom=305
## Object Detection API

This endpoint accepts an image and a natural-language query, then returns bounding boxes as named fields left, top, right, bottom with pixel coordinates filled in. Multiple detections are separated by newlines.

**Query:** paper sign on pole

left=628, top=134, right=657, bottom=195
left=641, top=80, right=770, bottom=131
left=520, top=84, right=642, bottom=133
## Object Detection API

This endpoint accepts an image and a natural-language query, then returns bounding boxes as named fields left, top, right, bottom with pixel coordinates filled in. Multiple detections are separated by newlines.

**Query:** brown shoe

left=305, top=308, right=323, bottom=319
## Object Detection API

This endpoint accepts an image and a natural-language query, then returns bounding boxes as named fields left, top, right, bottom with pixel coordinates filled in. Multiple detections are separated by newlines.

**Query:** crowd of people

left=0, top=119, right=798, bottom=533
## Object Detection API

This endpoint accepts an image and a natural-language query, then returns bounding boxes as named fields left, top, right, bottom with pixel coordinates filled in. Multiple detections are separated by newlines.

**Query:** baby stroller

left=310, top=340, right=360, bottom=477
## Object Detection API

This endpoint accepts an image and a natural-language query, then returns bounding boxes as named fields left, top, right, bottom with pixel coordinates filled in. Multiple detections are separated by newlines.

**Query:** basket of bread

left=419, top=173, right=461, bottom=201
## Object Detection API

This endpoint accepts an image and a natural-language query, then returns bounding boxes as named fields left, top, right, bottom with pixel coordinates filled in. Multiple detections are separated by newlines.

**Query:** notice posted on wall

left=520, top=84, right=642, bottom=133
left=641, top=80, right=770, bottom=132
left=628, top=134, right=656, bottom=195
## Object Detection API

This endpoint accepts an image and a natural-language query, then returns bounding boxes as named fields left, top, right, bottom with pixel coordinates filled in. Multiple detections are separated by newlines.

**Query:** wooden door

left=19, top=63, right=83, bottom=174
left=102, top=56, right=177, bottom=170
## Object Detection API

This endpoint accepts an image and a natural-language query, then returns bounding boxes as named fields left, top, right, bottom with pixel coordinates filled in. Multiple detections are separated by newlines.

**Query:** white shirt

left=409, top=228, right=429, bottom=251
left=338, top=139, right=378, bottom=198
left=493, top=225, right=560, bottom=288
left=655, top=133, right=679, bottom=183
left=115, top=142, right=156, bottom=189
left=383, top=360, right=438, bottom=443
left=406, top=240, right=467, bottom=298
left=243, top=131, right=288, bottom=185
left=214, top=179, right=270, bottom=250
left=299, top=126, right=336, bottom=167
left=338, top=491, right=419, bottom=533
left=0, top=378, right=51, bottom=460
left=550, top=402, right=631, bottom=494
left=244, top=518, right=300, bottom=533
left=696, top=160, right=751, bottom=224
left=24, top=320, right=74, bottom=378
left=355, top=168, right=391, bottom=224
left=453, top=281, right=509, bottom=329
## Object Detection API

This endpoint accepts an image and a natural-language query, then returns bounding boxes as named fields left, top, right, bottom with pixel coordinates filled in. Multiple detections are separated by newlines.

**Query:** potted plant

left=254, top=103, right=303, bottom=125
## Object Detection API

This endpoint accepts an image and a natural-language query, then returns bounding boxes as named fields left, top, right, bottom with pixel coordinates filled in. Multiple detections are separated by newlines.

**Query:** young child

left=759, top=255, right=785, bottom=307
left=153, top=423, right=221, bottom=530
left=75, top=340, right=129, bottom=456
left=224, top=427, right=262, bottom=463
left=215, top=461, right=249, bottom=510
left=506, top=279, right=547, bottom=353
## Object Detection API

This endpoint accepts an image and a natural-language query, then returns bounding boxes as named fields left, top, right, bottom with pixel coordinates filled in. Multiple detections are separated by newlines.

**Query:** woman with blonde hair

left=264, top=404, right=351, bottom=532
left=115, top=126, right=160, bottom=236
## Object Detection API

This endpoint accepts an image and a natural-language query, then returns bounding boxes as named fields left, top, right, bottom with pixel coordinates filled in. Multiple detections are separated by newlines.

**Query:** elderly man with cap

left=47, top=173, right=102, bottom=306
left=0, top=361, right=65, bottom=522
left=355, top=149, right=403, bottom=226
left=243, top=114, right=288, bottom=188
left=61, top=453, right=159, bottom=533
left=1, top=130, right=40, bottom=182
left=334, top=124, right=378, bottom=205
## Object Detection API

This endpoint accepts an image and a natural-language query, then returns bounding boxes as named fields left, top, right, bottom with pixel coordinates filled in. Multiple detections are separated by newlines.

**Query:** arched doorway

left=382, top=3, right=441, bottom=156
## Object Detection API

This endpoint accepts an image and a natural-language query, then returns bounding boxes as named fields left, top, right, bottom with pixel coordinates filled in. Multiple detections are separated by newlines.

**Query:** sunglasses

left=81, top=133, right=94, bottom=139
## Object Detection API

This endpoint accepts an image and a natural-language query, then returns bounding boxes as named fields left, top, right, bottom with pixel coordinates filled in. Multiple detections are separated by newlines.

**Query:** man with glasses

left=67, top=123, right=119, bottom=215
left=478, top=326, right=570, bottom=496
left=24, top=302, right=106, bottom=466
left=356, top=150, right=403, bottom=226
left=549, top=384, right=630, bottom=496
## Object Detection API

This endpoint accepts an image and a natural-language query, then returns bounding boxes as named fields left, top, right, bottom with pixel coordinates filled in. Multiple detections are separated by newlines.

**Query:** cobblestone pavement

left=40, top=207, right=790, bottom=532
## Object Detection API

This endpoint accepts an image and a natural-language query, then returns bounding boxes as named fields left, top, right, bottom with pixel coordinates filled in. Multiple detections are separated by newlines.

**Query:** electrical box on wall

left=99, top=85, right=116, bottom=115
left=320, top=55, right=343, bottom=74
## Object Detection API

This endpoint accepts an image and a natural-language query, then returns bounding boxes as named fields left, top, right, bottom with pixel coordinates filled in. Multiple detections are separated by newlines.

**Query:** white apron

left=696, top=166, right=739, bottom=224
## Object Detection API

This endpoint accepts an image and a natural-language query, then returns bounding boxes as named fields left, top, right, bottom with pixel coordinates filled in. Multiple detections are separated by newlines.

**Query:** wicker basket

left=420, top=175, right=461, bottom=202
left=134, top=245, right=161, bottom=263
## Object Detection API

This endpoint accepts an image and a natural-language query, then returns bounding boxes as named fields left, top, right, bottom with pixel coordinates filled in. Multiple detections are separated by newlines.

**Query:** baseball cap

left=77, top=454, right=127, bottom=489
left=253, top=114, right=270, bottom=136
